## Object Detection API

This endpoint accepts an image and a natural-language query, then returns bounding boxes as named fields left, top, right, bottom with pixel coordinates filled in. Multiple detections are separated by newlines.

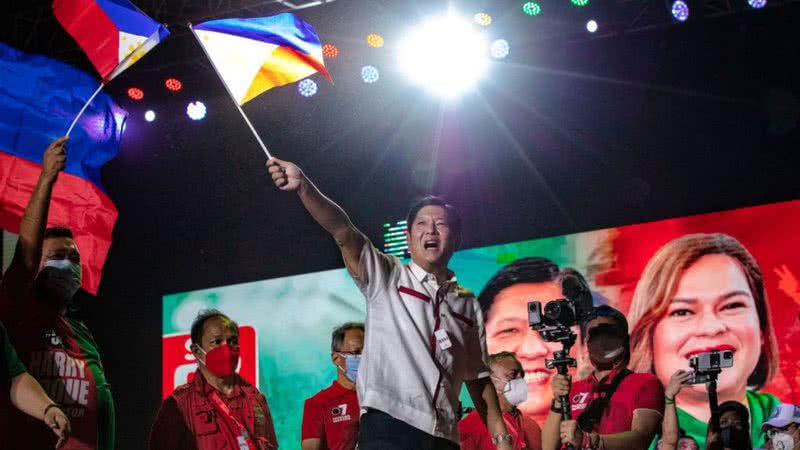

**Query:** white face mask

left=503, top=378, right=529, bottom=406
left=771, top=432, right=797, bottom=450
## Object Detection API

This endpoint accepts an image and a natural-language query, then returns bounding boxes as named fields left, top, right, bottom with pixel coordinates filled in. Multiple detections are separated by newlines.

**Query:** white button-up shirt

left=353, top=241, right=491, bottom=443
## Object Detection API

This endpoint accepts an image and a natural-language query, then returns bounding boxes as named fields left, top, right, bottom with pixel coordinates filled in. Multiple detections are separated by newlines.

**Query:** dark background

left=3, top=0, right=800, bottom=447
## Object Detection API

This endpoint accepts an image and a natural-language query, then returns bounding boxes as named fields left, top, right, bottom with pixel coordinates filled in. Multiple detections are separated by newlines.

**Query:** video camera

left=688, top=350, right=734, bottom=384
left=527, top=270, right=594, bottom=343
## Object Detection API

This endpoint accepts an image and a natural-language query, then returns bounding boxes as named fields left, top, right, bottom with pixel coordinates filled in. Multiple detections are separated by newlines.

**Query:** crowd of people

left=1, top=138, right=798, bottom=450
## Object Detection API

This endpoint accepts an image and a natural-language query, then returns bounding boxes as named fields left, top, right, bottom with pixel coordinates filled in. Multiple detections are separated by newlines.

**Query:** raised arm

left=267, top=158, right=366, bottom=277
left=465, top=377, right=513, bottom=450
left=659, top=370, right=693, bottom=450
left=3, top=137, right=67, bottom=287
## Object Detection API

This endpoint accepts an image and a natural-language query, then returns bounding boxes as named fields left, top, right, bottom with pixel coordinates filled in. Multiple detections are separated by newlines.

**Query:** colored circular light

left=366, top=34, right=384, bottom=48
left=473, top=12, right=492, bottom=26
left=186, top=101, right=206, bottom=121
left=748, top=0, right=766, bottom=7
left=322, top=43, right=339, bottom=58
left=671, top=0, right=690, bottom=21
left=490, top=39, right=510, bottom=59
left=144, top=110, right=156, bottom=122
left=127, top=87, right=144, bottom=100
left=297, top=79, right=318, bottom=97
left=587, top=20, right=598, bottom=33
left=165, top=78, right=182, bottom=92
left=572, top=0, right=589, bottom=5
left=361, top=65, right=380, bottom=83
left=522, top=2, right=541, bottom=16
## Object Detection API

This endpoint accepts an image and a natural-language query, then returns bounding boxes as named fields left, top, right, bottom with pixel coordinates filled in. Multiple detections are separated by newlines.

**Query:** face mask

left=771, top=432, right=797, bottom=450
left=587, top=324, right=626, bottom=369
left=37, top=259, right=82, bottom=301
left=197, top=344, right=240, bottom=377
left=503, top=378, right=529, bottom=406
left=337, top=353, right=361, bottom=383
left=721, top=426, right=750, bottom=450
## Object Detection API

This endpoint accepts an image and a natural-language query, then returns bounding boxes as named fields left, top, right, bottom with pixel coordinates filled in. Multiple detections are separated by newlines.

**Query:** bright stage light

left=361, top=65, right=380, bottom=83
left=571, top=0, right=589, bottom=6
left=748, top=0, right=766, bottom=7
left=672, top=0, right=690, bottom=21
left=397, top=14, right=489, bottom=98
left=490, top=39, right=509, bottom=59
left=587, top=20, right=598, bottom=33
left=298, top=79, right=318, bottom=97
left=186, top=101, right=206, bottom=120
left=144, top=110, right=156, bottom=122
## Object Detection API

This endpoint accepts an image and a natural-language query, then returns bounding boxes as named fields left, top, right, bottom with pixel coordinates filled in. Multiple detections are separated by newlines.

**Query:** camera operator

left=706, top=401, right=753, bottom=450
left=541, top=306, right=664, bottom=450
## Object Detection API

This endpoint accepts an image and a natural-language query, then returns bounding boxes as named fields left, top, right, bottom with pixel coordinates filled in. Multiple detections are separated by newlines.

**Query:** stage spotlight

left=522, top=2, right=542, bottom=16
left=127, top=87, right=144, bottom=100
left=165, top=78, right=182, bottom=92
left=473, top=12, right=492, bottom=26
left=587, top=20, right=598, bottom=33
left=144, top=110, right=156, bottom=122
left=571, top=0, right=589, bottom=6
left=397, top=14, right=489, bottom=98
left=322, top=43, right=339, bottom=58
left=490, top=39, right=510, bottom=59
left=298, top=79, right=318, bottom=97
left=367, top=34, right=385, bottom=48
left=671, top=0, right=690, bottom=21
left=748, top=0, right=766, bottom=7
left=186, top=101, right=206, bottom=121
left=361, top=65, right=380, bottom=83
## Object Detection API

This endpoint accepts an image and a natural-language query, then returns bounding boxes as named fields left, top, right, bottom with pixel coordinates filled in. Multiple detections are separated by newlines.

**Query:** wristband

left=44, top=403, right=62, bottom=417
left=550, top=399, right=563, bottom=414
left=665, top=395, right=675, bottom=404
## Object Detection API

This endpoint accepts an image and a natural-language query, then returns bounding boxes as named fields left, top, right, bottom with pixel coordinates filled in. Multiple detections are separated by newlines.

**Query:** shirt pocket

left=193, top=409, right=221, bottom=436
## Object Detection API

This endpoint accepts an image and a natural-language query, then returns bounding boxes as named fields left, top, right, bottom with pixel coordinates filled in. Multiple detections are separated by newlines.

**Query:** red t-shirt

left=459, top=409, right=542, bottom=450
left=569, top=369, right=665, bottom=435
left=301, top=381, right=360, bottom=450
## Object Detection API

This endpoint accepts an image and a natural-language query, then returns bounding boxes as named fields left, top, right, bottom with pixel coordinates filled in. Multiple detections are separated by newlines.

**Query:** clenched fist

left=41, top=136, right=68, bottom=182
left=266, top=158, right=305, bottom=192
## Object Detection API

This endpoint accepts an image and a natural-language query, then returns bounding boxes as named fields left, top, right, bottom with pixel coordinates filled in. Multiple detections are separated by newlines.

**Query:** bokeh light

left=322, top=43, right=339, bottom=58
left=572, top=0, right=589, bottom=6
left=522, top=2, right=542, bottom=16
left=127, top=87, right=144, bottom=100
left=297, top=79, right=318, bottom=97
left=361, top=65, right=380, bottom=83
left=473, top=12, right=492, bottom=26
left=366, top=34, right=384, bottom=48
left=587, top=20, right=598, bottom=33
left=490, top=39, right=510, bottom=59
left=748, top=0, right=767, bottom=7
left=186, top=101, right=207, bottom=121
left=144, top=110, right=156, bottom=122
left=672, top=0, right=690, bottom=21
left=165, top=78, right=182, bottom=92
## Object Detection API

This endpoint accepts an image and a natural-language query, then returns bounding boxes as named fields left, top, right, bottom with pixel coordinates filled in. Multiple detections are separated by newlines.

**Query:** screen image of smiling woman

left=627, top=233, right=780, bottom=450
left=478, top=258, right=585, bottom=425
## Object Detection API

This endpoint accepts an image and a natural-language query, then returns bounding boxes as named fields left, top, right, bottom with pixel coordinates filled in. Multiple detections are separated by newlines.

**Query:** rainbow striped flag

left=193, top=13, right=331, bottom=105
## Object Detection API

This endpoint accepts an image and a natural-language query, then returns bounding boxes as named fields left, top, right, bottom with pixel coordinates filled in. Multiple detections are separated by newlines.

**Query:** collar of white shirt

left=407, top=260, right=456, bottom=288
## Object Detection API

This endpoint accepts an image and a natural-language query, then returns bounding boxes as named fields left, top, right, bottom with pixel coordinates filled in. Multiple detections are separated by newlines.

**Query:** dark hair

left=406, top=196, right=462, bottom=237
left=489, top=351, right=523, bottom=371
left=44, top=226, right=74, bottom=240
left=190, top=309, right=238, bottom=345
left=719, top=400, right=750, bottom=425
left=478, top=257, right=561, bottom=317
left=331, top=322, right=365, bottom=353
left=580, top=305, right=629, bottom=339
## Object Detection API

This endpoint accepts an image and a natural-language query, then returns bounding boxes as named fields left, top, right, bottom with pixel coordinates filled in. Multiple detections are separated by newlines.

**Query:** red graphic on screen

left=162, top=325, right=258, bottom=399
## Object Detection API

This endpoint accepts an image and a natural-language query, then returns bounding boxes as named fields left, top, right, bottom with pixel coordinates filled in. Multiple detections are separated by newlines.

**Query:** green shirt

left=651, top=390, right=780, bottom=449
left=1, top=320, right=26, bottom=382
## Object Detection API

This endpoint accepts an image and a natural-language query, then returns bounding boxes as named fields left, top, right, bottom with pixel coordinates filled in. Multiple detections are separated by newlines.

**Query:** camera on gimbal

left=527, top=269, right=594, bottom=344
left=688, top=350, right=734, bottom=384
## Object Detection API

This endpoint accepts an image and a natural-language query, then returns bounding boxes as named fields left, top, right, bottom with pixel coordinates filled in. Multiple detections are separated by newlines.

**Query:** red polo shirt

left=301, top=381, right=360, bottom=450
left=569, top=368, right=664, bottom=435
left=458, top=409, right=542, bottom=450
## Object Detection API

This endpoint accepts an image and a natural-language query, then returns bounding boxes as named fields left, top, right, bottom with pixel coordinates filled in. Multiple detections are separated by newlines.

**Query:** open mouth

left=524, top=369, right=551, bottom=385
left=683, top=344, right=736, bottom=360
left=423, top=240, right=440, bottom=250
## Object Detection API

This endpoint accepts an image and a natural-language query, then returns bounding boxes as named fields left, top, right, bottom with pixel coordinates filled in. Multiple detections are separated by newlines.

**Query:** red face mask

left=199, top=344, right=240, bottom=377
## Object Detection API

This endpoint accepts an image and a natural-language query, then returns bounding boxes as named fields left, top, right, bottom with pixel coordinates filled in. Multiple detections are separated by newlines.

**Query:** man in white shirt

left=267, top=157, right=513, bottom=450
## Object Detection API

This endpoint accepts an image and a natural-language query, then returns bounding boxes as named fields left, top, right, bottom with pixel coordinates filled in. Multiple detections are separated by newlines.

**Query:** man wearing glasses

left=302, top=322, right=365, bottom=450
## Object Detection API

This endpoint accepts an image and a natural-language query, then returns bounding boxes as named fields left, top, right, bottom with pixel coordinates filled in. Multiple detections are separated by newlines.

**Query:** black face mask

left=586, top=323, right=627, bottom=370
left=721, top=426, right=751, bottom=450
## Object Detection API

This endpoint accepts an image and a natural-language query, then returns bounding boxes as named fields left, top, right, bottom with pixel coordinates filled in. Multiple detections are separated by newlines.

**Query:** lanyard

left=208, top=390, right=256, bottom=450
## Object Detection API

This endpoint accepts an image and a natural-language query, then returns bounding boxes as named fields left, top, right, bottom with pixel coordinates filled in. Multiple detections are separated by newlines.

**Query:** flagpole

left=188, top=23, right=273, bottom=159
left=65, top=82, right=105, bottom=136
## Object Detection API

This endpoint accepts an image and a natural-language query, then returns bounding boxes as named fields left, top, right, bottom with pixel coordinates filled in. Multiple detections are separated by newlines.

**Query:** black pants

left=358, top=409, right=460, bottom=450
